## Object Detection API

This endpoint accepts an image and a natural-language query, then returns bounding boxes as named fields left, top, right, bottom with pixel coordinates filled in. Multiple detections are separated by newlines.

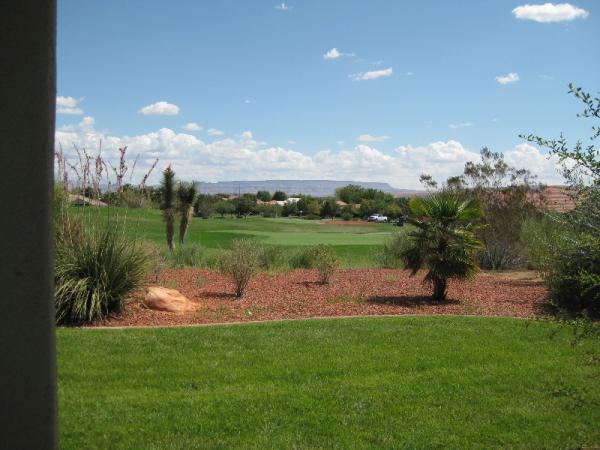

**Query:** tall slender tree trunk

left=432, top=278, right=447, bottom=301
left=166, top=213, right=174, bottom=252
left=179, top=207, right=191, bottom=245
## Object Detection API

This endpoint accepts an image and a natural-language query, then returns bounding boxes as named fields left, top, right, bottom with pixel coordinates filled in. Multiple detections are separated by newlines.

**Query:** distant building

left=68, top=194, right=107, bottom=207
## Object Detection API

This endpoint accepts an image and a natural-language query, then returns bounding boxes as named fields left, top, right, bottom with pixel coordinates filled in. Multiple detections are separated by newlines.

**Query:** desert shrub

left=521, top=215, right=567, bottom=275
left=166, top=243, right=204, bottom=268
left=142, top=241, right=167, bottom=283
left=341, top=212, right=353, bottom=221
left=289, top=246, right=318, bottom=269
left=54, top=225, right=149, bottom=324
left=547, top=237, right=600, bottom=316
left=311, top=244, right=340, bottom=284
left=219, top=239, right=261, bottom=297
left=258, top=245, right=287, bottom=270
left=380, top=233, right=409, bottom=269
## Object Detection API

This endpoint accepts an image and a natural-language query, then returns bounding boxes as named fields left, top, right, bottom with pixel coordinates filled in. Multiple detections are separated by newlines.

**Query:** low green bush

left=380, top=233, right=408, bottom=269
left=547, top=237, right=600, bottom=316
left=311, top=244, right=340, bottom=284
left=165, top=243, right=205, bottom=268
left=54, top=225, right=149, bottom=324
left=218, top=239, right=261, bottom=297
left=289, top=246, right=318, bottom=269
left=258, top=245, right=287, bottom=270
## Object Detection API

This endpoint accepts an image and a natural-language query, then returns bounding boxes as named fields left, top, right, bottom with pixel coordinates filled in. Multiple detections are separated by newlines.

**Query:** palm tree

left=160, top=166, right=176, bottom=252
left=402, top=192, right=484, bottom=301
left=177, top=181, right=197, bottom=246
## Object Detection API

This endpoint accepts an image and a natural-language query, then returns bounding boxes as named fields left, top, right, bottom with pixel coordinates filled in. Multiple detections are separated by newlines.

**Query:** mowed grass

left=57, top=316, right=600, bottom=449
left=71, top=206, right=403, bottom=267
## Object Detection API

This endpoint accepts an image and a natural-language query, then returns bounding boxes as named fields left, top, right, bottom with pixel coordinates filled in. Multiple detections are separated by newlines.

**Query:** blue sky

left=56, top=1, right=599, bottom=188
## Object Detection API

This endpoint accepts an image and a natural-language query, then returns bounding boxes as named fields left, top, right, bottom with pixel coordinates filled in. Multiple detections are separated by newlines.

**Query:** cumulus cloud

left=182, top=122, right=202, bottom=132
left=207, top=128, right=224, bottom=136
left=323, top=48, right=342, bottom=60
left=56, top=96, right=84, bottom=115
left=357, top=134, right=390, bottom=142
left=449, top=122, right=474, bottom=129
left=495, top=72, right=519, bottom=85
left=54, top=118, right=565, bottom=189
left=512, top=3, right=589, bottom=22
left=275, top=3, right=289, bottom=11
left=350, top=67, right=393, bottom=81
left=138, top=101, right=180, bottom=116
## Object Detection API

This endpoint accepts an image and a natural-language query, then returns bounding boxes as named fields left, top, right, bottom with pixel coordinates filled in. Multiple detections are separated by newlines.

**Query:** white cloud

left=54, top=118, right=566, bottom=189
left=287, top=140, right=296, bottom=144
left=275, top=3, right=290, bottom=11
left=350, top=67, right=393, bottom=81
left=449, top=122, right=474, bottom=129
left=138, top=101, right=180, bottom=116
left=182, top=122, right=202, bottom=132
left=337, top=140, right=345, bottom=145
left=539, top=74, right=554, bottom=80
left=512, top=3, right=589, bottom=22
left=207, top=128, right=224, bottom=136
left=357, top=134, right=390, bottom=142
left=323, top=48, right=342, bottom=60
left=495, top=72, right=519, bottom=85
left=56, top=96, right=84, bottom=115
left=244, top=99, right=251, bottom=104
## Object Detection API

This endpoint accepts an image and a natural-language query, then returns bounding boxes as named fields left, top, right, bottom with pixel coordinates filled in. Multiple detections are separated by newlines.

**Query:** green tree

left=160, top=166, right=176, bottom=252
left=177, top=181, right=197, bottom=246
left=336, top=184, right=364, bottom=204
left=235, top=194, right=256, bottom=217
left=214, top=201, right=235, bottom=217
left=320, top=199, right=339, bottom=220
left=256, top=190, right=271, bottom=202
left=272, top=190, right=288, bottom=201
left=402, top=193, right=484, bottom=301
left=520, top=84, right=600, bottom=315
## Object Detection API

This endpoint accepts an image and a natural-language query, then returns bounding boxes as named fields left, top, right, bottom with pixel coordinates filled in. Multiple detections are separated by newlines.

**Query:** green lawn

left=57, top=316, right=600, bottom=449
left=72, top=206, right=403, bottom=267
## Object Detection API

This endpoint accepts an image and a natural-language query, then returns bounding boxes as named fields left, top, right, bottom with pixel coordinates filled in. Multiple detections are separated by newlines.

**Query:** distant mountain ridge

left=197, top=180, right=424, bottom=197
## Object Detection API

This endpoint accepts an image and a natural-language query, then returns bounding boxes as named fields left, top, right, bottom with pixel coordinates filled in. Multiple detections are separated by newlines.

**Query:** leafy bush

left=165, top=243, right=205, bottom=268
left=258, top=245, right=287, bottom=270
left=219, top=239, right=261, bottom=297
left=380, top=233, right=409, bottom=269
left=289, top=246, right=318, bottom=269
left=54, top=225, right=149, bottom=324
left=547, top=237, right=600, bottom=315
left=311, top=244, right=340, bottom=284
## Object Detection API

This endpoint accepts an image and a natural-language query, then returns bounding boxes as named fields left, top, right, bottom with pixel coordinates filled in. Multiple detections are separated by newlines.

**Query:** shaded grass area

left=57, top=316, right=600, bottom=449
left=70, top=206, right=405, bottom=267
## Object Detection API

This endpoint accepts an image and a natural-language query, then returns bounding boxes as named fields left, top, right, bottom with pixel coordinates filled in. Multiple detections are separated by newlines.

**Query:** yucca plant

left=160, top=165, right=176, bottom=251
left=402, top=192, right=484, bottom=301
left=54, top=225, right=148, bottom=324
left=177, top=181, right=197, bottom=245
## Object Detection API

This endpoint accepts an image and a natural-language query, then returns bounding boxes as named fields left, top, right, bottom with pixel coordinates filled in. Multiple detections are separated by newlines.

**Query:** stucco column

left=0, top=1, right=58, bottom=449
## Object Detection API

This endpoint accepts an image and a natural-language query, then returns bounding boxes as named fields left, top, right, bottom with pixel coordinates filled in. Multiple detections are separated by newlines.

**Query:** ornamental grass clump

left=219, top=238, right=260, bottom=297
left=54, top=225, right=149, bottom=324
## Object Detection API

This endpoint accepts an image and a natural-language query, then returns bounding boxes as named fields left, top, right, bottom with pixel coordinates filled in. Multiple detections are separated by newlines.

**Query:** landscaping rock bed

left=92, top=269, right=549, bottom=327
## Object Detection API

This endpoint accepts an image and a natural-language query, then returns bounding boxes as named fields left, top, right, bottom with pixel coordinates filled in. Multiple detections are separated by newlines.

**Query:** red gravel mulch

left=92, top=269, right=549, bottom=328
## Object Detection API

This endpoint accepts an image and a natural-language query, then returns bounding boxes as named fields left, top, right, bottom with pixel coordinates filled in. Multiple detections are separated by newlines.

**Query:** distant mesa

left=197, top=180, right=426, bottom=197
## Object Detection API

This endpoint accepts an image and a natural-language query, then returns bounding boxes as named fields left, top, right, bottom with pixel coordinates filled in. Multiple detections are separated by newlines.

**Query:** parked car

left=367, top=213, right=388, bottom=223
left=393, top=215, right=409, bottom=227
